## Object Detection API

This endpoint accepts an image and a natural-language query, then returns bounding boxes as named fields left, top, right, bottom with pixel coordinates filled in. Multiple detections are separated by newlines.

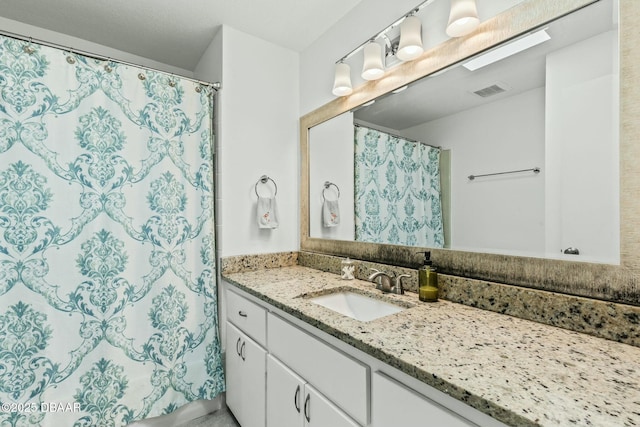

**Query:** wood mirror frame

left=300, top=0, right=640, bottom=305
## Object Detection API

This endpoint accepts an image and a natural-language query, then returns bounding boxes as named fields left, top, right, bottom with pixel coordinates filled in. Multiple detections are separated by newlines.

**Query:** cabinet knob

left=236, top=337, right=242, bottom=356
left=238, top=310, right=248, bottom=318
left=304, top=394, right=311, bottom=422
left=294, top=385, right=301, bottom=413
left=240, top=341, right=246, bottom=361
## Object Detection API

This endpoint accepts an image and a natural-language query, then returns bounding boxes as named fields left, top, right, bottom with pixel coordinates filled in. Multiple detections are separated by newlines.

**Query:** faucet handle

left=391, top=274, right=411, bottom=295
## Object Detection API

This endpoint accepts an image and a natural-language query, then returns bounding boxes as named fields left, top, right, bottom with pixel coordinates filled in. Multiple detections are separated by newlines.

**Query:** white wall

left=545, top=31, right=619, bottom=263
left=194, top=28, right=223, bottom=86
left=196, top=26, right=300, bottom=257
left=309, top=112, right=355, bottom=240
left=404, top=88, right=546, bottom=256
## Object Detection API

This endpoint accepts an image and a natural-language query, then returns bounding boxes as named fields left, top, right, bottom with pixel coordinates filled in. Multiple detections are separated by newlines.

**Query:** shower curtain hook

left=23, top=37, right=35, bottom=54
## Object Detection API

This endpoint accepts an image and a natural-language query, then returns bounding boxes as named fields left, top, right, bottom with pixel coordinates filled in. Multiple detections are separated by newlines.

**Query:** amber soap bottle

left=417, top=251, right=438, bottom=302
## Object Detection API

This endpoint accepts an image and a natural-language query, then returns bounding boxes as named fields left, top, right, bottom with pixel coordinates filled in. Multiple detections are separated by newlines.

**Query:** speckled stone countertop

left=223, top=265, right=640, bottom=427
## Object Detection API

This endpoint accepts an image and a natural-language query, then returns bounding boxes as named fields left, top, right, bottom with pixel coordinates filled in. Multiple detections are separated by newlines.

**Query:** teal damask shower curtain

left=354, top=125, right=445, bottom=247
left=0, top=36, right=224, bottom=426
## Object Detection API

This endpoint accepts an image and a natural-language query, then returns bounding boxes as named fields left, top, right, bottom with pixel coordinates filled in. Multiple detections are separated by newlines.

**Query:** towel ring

left=255, top=175, right=278, bottom=197
left=322, top=181, right=340, bottom=201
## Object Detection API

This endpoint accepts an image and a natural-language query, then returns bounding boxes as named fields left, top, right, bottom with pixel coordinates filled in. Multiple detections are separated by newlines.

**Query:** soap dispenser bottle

left=417, top=251, right=438, bottom=302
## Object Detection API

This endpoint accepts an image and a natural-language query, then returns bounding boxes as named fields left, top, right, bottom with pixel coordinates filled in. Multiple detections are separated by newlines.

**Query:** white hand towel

left=323, top=199, right=340, bottom=227
left=257, top=196, right=279, bottom=229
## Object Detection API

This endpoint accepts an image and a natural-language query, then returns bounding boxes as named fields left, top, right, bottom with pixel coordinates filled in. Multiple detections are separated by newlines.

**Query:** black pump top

left=416, top=251, right=433, bottom=266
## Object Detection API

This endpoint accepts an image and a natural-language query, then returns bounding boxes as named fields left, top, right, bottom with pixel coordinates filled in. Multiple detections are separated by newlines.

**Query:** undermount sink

left=309, top=290, right=405, bottom=322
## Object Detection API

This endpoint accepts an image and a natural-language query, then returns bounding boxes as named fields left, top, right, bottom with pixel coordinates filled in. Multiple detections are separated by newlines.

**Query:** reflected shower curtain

left=0, top=36, right=224, bottom=426
left=354, top=126, right=444, bottom=247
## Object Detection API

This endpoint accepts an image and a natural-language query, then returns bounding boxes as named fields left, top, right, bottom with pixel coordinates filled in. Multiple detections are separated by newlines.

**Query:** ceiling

left=0, top=0, right=365, bottom=70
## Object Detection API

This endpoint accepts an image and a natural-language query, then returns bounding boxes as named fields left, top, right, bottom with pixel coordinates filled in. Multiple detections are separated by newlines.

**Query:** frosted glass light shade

left=446, top=0, right=480, bottom=37
left=397, top=16, right=423, bottom=61
left=332, top=63, right=353, bottom=96
left=361, top=42, right=385, bottom=80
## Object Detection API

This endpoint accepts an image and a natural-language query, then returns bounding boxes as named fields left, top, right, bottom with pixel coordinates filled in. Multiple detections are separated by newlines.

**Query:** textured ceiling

left=0, top=0, right=365, bottom=70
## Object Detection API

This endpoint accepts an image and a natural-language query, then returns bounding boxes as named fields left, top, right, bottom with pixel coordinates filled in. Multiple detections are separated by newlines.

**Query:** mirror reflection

left=309, top=0, right=619, bottom=263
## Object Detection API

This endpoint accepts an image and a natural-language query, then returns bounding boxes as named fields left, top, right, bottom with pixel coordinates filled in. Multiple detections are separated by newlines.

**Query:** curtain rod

left=0, top=28, right=221, bottom=90
left=354, top=123, right=441, bottom=149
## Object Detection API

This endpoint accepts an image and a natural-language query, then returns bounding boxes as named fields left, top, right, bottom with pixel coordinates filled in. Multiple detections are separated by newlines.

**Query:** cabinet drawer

left=372, top=372, right=476, bottom=427
left=268, top=313, right=369, bottom=426
left=227, top=288, right=267, bottom=346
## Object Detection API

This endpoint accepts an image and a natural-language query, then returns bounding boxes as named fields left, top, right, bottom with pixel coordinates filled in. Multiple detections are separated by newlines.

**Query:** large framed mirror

left=300, top=0, right=640, bottom=305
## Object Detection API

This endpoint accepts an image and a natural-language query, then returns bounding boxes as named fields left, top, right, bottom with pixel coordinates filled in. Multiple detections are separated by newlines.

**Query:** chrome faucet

left=368, top=269, right=411, bottom=295
left=368, top=269, right=393, bottom=293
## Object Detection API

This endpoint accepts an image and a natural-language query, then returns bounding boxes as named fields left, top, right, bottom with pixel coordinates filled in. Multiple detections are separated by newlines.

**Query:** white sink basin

left=310, top=291, right=405, bottom=322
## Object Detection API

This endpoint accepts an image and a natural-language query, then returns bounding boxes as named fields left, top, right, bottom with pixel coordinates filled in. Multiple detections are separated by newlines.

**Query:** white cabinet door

left=226, top=322, right=267, bottom=427
left=268, top=313, right=368, bottom=425
left=267, top=354, right=359, bottom=427
left=266, top=355, right=305, bottom=427
left=304, top=384, right=359, bottom=427
left=372, top=372, right=477, bottom=427
left=225, top=321, right=244, bottom=422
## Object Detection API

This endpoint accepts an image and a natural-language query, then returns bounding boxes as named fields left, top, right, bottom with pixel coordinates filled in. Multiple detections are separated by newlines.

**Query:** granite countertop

left=223, top=265, right=640, bottom=427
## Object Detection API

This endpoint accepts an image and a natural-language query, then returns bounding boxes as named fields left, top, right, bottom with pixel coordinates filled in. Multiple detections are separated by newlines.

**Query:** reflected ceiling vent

left=472, top=82, right=510, bottom=98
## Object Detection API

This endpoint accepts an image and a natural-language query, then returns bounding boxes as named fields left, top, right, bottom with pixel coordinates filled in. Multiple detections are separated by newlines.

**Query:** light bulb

left=361, top=42, right=385, bottom=80
left=397, top=16, right=424, bottom=61
left=332, top=63, right=353, bottom=96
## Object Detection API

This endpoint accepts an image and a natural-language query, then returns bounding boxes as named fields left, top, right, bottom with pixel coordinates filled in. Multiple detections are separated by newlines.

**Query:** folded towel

left=323, top=199, right=340, bottom=227
left=257, top=196, right=279, bottom=229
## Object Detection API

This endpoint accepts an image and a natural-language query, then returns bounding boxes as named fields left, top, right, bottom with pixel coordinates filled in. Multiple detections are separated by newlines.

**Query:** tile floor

left=178, top=406, right=240, bottom=427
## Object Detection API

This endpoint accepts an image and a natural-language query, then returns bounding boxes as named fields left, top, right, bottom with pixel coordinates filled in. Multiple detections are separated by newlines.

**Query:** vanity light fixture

left=463, top=28, right=551, bottom=71
left=446, top=0, right=480, bottom=37
left=332, top=0, right=484, bottom=97
left=361, top=42, right=385, bottom=80
left=397, top=15, right=424, bottom=61
left=331, top=0, right=436, bottom=97
left=332, top=62, right=353, bottom=96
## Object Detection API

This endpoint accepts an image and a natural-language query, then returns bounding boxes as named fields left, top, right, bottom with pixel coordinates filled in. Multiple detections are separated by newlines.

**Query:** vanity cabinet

left=266, top=355, right=359, bottom=427
left=371, top=371, right=476, bottom=427
left=267, top=312, right=369, bottom=426
left=225, top=289, right=268, bottom=427
left=224, top=283, right=508, bottom=427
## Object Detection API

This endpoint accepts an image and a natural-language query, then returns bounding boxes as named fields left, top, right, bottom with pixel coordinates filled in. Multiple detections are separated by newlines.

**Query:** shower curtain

left=0, top=36, right=224, bottom=426
left=354, top=125, right=444, bottom=247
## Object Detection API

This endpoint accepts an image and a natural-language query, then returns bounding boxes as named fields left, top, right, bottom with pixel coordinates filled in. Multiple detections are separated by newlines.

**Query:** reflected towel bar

left=323, top=181, right=340, bottom=201
left=468, top=167, right=540, bottom=180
